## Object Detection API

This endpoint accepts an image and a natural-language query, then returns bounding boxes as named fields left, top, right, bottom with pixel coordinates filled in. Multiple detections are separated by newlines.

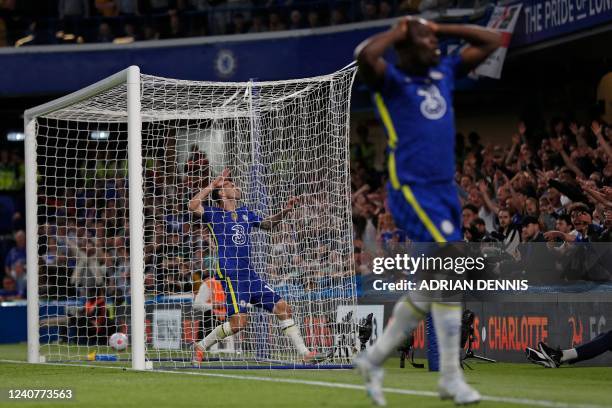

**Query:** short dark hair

left=471, top=218, right=485, bottom=227
left=211, top=188, right=222, bottom=203
left=522, top=216, right=539, bottom=227
left=560, top=167, right=576, bottom=179
left=463, top=204, right=478, bottom=214
left=557, top=214, right=572, bottom=225
left=568, top=202, right=590, bottom=215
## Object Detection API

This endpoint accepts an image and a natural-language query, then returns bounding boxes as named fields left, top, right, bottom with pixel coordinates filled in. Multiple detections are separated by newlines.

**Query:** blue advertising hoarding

left=511, top=0, right=612, bottom=47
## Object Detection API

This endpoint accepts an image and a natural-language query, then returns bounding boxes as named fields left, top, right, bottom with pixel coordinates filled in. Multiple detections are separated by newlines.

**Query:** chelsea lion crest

left=214, top=49, right=237, bottom=78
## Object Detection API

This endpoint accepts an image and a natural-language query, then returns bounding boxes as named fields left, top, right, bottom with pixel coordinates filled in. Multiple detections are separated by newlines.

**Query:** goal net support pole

left=25, top=67, right=147, bottom=370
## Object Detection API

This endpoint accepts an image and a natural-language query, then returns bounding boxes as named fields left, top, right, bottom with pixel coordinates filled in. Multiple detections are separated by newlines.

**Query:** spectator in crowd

left=462, top=204, right=479, bottom=238
left=378, top=0, right=393, bottom=18
left=351, top=124, right=376, bottom=172
left=59, top=0, right=89, bottom=36
left=193, top=268, right=227, bottom=341
left=465, top=218, right=497, bottom=242
left=249, top=13, right=267, bottom=32
left=288, top=9, right=304, bottom=30
left=493, top=208, right=521, bottom=255
left=148, top=0, right=172, bottom=14
left=95, top=0, right=118, bottom=17
left=59, top=0, right=90, bottom=19
left=330, top=7, right=346, bottom=25
left=97, top=21, right=114, bottom=42
left=0, top=150, right=18, bottom=190
left=162, top=13, right=186, bottom=39
left=116, top=0, right=140, bottom=16
left=143, top=24, right=160, bottom=40
left=521, top=216, right=545, bottom=242
left=268, top=10, right=286, bottom=31
left=362, top=0, right=378, bottom=20
left=120, top=22, right=141, bottom=41
left=0, top=276, right=21, bottom=300
left=306, top=10, right=320, bottom=28
left=5, top=229, right=26, bottom=295
left=226, top=12, right=248, bottom=34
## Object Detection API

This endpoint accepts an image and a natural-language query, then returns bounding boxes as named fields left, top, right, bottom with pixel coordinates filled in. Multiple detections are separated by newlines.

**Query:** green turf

left=1, top=343, right=611, bottom=408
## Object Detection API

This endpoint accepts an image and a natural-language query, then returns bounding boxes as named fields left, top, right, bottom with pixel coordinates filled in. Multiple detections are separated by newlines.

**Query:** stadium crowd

left=0, top=112, right=608, bottom=344
left=350, top=119, right=612, bottom=282
left=0, top=0, right=483, bottom=47
left=0, top=109, right=610, bottom=308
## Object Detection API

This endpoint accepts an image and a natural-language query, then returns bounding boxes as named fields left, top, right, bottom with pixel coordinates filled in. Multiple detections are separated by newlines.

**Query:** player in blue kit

left=352, top=17, right=500, bottom=405
left=189, top=168, right=326, bottom=363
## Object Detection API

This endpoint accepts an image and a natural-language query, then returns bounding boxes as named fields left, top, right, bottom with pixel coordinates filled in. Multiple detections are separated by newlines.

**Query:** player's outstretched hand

left=211, top=168, right=230, bottom=188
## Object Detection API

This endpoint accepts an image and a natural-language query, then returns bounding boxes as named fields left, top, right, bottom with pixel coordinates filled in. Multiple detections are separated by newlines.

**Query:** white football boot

left=353, top=353, right=387, bottom=406
left=439, top=376, right=481, bottom=405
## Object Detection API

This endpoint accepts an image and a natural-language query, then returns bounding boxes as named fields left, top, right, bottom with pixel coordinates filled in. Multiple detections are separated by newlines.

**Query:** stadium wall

left=367, top=299, right=612, bottom=366
left=0, top=13, right=481, bottom=97
left=3, top=298, right=611, bottom=367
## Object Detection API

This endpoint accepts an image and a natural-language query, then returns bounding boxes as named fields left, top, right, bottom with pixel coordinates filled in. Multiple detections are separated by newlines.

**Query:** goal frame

left=25, top=64, right=358, bottom=371
left=24, top=66, right=147, bottom=370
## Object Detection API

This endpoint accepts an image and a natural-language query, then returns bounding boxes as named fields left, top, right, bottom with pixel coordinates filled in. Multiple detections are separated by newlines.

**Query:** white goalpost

left=25, top=65, right=358, bottom=370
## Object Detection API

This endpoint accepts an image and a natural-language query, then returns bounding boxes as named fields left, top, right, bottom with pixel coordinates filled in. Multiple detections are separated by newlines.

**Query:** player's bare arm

left=259, top=196, right=299, bottom=230
left=354, top=18, right=410, bottom=89
left=188, top=168, right=230, bottom=215
left=434, top=23, right=502, bottom=70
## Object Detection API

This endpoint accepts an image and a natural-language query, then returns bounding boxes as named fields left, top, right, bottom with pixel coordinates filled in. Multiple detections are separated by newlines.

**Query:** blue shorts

left=219, top=269, right=281, bottom=317
left=387, top=181, right=462, bottom=243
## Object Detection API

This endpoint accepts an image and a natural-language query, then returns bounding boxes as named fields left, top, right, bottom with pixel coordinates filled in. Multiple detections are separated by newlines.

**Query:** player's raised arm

left=188, top=168, right=230, bottom=216
left=259, top=196, right=299, bottom=230
left=434, top=23, right=502, bottom=71
left=354, top=17, right=411, bottom=89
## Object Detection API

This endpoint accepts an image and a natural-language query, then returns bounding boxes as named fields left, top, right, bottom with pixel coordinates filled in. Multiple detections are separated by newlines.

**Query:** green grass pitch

left=1, top=343, right=611, bottom=408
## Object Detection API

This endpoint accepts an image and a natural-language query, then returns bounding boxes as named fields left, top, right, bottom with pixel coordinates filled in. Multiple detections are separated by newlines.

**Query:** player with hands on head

left=189, top=168, right=326, bottom=364
left=353, top=15, right=500, bottom=406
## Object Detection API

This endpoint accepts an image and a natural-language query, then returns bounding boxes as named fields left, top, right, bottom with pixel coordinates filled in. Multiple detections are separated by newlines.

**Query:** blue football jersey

left=373, top=54, right=465, bottom=186
left=201, top=206, right=263, bottom=277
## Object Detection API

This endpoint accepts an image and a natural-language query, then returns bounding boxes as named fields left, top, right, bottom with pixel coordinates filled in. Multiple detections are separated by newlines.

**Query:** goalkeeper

left=189, top=168, right=326, bottom=363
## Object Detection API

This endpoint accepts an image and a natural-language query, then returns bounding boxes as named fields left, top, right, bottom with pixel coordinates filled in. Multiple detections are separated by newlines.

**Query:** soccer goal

left=24, top=65, right=358, bottom=370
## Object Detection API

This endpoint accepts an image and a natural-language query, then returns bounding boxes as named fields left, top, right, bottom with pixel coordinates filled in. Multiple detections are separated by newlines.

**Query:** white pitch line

left=0, top=359, right=607, bottom=408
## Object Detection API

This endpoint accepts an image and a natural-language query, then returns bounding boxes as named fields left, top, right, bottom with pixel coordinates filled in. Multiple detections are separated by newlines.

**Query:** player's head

left=211, top=180, right=241, bottom=206
left=395, top=18, right=440, bottom=69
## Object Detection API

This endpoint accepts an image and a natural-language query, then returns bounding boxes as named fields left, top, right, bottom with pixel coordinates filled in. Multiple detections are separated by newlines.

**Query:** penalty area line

left=0, top=359, right=604, bottom=408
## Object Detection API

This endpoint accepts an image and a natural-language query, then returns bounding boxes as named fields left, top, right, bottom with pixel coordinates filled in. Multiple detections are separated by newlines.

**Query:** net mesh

left=33, top=68, right=358, bottom=368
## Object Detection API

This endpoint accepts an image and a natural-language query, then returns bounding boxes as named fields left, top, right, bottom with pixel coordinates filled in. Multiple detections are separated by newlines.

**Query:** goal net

left=25, top=66, right=358, bottom=370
